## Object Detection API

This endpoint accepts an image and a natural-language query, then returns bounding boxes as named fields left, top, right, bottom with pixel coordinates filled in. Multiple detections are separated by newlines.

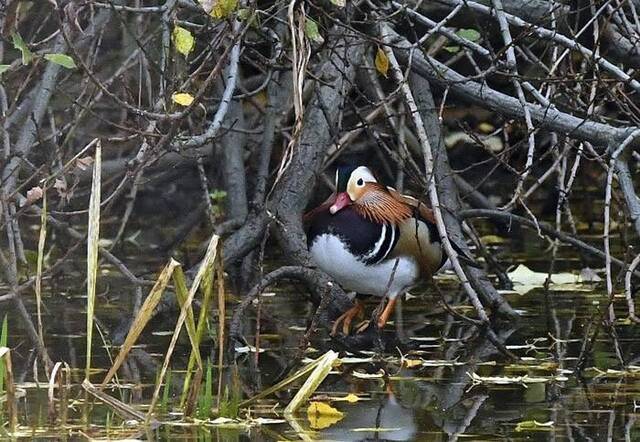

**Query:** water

left=3, top=233, right=640, bottom=440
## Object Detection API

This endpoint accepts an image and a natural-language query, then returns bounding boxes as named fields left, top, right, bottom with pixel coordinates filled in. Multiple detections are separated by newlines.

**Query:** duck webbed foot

left=330, top=299, right=364, bottom=336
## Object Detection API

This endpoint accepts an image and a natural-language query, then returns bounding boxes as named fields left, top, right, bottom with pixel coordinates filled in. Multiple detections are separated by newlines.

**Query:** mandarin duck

left=305, top=165, right=469, bottom=336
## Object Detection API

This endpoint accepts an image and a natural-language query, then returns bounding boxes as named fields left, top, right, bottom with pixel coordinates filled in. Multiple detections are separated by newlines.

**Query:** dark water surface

left=4, top=244, right=640, bottom=441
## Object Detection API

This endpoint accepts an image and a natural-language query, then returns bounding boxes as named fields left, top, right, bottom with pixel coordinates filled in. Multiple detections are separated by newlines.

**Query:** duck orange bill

left=329, top=192, right=351, bottom=214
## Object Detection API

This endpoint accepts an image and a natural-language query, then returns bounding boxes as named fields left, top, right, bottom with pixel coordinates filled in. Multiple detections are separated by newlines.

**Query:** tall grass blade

left=284, top=350, right=339, bottom=415
left=161, top=368, right=172, bottom=413
left=47, top=361, right=70, bottom=426
left=218, top=366, right=241, bottom=418
left=172, top=266, right=203, bottom=368
left=179, top=262, right=215, bottom=407
left=0, top=315, right=6, bottom=395
left=0, top=347, right=17, bottom=432
left=146, top=234, right=220, bottom=422
left=239, top=353, right=325, bottom=408
left=215, top=250, right=226, bottom=409
left=83, top=379, right=152, bottom=424
left=173, top=264, right=205, bottom=416
left=100, top=258, right=181, bottom=388
left=197, top=362, right=213, bottom=419
left=85, top=140, right=102, bottom=381
left=35, top=189, right=47, bottom=351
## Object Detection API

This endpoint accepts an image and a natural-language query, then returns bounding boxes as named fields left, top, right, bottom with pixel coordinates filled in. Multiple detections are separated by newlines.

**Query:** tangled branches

left=2, top=0, right=640, bottom=365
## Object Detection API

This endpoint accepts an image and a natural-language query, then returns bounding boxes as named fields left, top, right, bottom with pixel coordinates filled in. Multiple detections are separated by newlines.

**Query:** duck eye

left=357, top=178, right=364, bottom=186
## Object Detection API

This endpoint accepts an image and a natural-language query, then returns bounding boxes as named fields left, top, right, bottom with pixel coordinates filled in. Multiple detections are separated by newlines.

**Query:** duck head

left=330, top=165, right=378, bottom=214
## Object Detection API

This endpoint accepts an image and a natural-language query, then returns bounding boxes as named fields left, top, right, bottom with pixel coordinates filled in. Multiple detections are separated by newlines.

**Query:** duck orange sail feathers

left=305, top=165, right=463, bottom=335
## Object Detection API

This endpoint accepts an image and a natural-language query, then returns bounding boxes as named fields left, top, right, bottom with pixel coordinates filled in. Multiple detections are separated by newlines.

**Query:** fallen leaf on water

left=507, top=264, right=581, bottom=295
left=352, top=369, right=385, bottom=379
left=234, top=345, right=265, bottom=354
left=515, top=420, right=554, bottom=432
left=578, top=267, right=602, bottom=282
left=403, top=358, right=423, bottom=368
left=352, top=427, right=402, bottom=432
left=307, top=401, right=343, bottom=429
left=325, top=393, right=360, bottom=403
left=468, top=372, right=568, bottom=385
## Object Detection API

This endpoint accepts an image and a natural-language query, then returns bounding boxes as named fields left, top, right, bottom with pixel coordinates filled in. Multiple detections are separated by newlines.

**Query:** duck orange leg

left=377, top=297, right=398, bottom=329
left=331, top=299, right=365, bottom=336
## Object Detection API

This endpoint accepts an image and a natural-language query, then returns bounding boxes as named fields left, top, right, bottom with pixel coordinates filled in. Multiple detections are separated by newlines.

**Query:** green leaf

left=305, top=18, right=324, bottom=44
left=211, top=0, right=237, bottom=19
left=330, top=0, right=346, bottom=6
left=515, top=420, right=554, bottom=432
left=12, top=32, right=33, bottom=65
left=455, top=28, right=480, bottom=42
left=0, top=65, right=10, bottom=76
left=210, top=189, right=227, bottom=201
left=444, top=46, right=460, bottom=53
left=44, top=53, right=76, bottom=69
left=172, top=26, right=195, bottom=57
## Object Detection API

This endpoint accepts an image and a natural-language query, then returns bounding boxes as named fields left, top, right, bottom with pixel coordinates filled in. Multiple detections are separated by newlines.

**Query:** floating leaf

left=211, top=0, right=237, bottom=19
left=444, top=45, right=460, bottom=54
left=172, top=26, right=195, bottom=57
left=12, top=32, right=33, bottom=65
left=403, top=358, right=423, bottom=368
left=330, top=0, right=346, bottom=6
left=375, top=47, right=389, bottom=78
left=172, top=92, right=194, bottom=106
left=507, top=264, right=581, bottom=295
left=468, top=372, right=568, bottom=385
left=344, top=393, right=359, bottom=403
left=305, top=18, right=324, bottom=44
left=0, top=65, right=10, bottom=75
left=306, top=402, right=343, bottom=429
left=352, top=369, right=385, bottom=379
left=44, top=53, right=76, bottom=69
left=515, top=420, right=554, bottom=432
left=456, top=28, right=481, bottom=42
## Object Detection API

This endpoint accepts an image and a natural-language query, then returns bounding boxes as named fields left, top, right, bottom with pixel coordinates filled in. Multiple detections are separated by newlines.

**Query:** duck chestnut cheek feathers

left=304, top=165, right=457, bottom=336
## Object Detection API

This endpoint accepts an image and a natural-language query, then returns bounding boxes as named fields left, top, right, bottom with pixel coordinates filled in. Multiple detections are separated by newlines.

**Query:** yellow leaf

left=172, top=92, right=194, bottom=106
left=375, top=47, right=389, bottom=78
left=211, top=0, right=237, bottom=19
left=172, top=26, right=195, bottom=57
left=344, top=393, right=359, bottom=403
left=306, top=401, right=344, bottom=430
left=403, top=358, right=423, bottom=368
left=478, top=122, right=495, bottom=133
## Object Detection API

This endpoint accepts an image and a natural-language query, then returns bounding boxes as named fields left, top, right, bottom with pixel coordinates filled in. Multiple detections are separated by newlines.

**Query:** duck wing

left=386, top=187, right=481, bottom=269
